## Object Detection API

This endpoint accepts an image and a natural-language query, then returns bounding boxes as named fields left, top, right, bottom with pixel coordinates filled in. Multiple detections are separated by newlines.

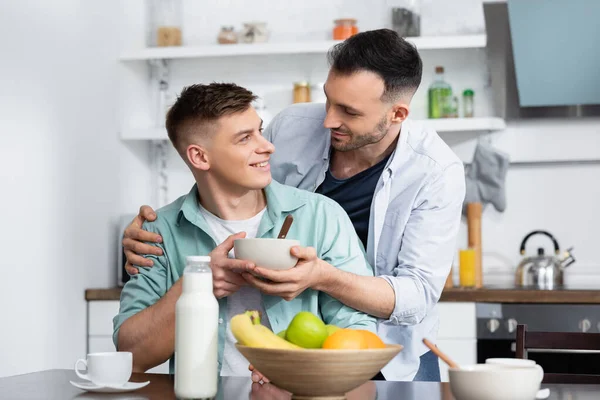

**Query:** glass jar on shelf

left=389, top=0, right=421, bottom=37
left=149, top=0, right=182, bottom=47
left=333, top=19, right=358, bottom=40
left=241, top=22, right=269, bottom=43
left=293, top=82, right=311, bottom=103
left=217, top=26, right=237, bottom=44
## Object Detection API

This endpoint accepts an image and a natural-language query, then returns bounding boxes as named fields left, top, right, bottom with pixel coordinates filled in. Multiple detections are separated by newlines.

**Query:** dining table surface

left=2, top=369, right=600, bottom=400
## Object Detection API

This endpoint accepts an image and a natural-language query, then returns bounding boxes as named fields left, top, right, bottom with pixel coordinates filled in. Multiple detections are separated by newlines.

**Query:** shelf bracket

left=149, top=59, right=170, bottom=83
left=149, top=59, right=171, bottom=127
left=147, top=59, right=171, bottom=209
left=150, top=139, right=169, bottom=209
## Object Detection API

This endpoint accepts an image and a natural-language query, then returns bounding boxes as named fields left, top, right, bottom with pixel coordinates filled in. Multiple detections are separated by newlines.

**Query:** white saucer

left=70, top=380, right=150, bottom=393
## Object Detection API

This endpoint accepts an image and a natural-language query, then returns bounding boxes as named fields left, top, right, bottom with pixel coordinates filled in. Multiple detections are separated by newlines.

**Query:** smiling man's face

left=203, top=106, right=275, bottom=191
left=323, top=69, right=395, bottom=152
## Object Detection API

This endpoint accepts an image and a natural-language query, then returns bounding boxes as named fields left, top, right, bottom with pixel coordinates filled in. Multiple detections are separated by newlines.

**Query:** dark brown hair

left=328, top=29, right=422, bottom=102
left=166, top=82, right=257, bottom=154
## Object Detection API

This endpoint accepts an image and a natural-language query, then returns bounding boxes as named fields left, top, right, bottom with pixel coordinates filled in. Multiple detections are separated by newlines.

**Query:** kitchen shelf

left=119, top=34, right=487, bottom=61
left=120, top=116, right=505, bottom=140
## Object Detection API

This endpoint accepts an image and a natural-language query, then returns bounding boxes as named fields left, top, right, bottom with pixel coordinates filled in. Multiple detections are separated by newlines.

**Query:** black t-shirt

left=316, top=154, right=391, bottom=249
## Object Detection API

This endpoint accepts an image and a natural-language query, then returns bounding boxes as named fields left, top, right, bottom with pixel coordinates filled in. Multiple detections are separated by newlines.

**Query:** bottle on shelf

left=174, top=256, right=219, bottom=399
left=427, top=66, right=452, bottom=119
left=463, top=89, right=474, bottom=118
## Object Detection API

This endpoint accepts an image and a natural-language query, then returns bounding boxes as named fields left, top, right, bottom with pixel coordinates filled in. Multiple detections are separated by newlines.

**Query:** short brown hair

left=166, top=83, right=257, bottom=154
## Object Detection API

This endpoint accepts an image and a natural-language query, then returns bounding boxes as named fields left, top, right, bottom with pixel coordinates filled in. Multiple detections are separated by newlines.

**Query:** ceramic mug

left=485, top=358, right=544, bottom=382
left=74, top=351, right=132, bottom=386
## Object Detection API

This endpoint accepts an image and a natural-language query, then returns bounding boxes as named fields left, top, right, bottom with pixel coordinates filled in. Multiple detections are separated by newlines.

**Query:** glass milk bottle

left=175, top=256, right=219, bottom=399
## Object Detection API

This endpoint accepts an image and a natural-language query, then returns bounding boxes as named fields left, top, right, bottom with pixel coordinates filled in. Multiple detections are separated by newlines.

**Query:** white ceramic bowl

left=234, top=238, right=300, bottom=270
left=486, top=358, right=544, bottom=382
left=449, top=364, right=541, bottom=400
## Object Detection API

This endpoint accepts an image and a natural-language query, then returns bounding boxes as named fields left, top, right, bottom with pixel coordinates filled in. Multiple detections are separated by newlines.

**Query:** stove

left=477, top=303, right=600, bottom=339
left=476, top=300, right=600, bottom=374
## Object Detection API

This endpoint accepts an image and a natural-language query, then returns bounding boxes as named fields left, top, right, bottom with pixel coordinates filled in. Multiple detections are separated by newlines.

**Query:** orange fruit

left=359, top=330, right=386, bottom=349
left=322, top=329, right=368, bottom=350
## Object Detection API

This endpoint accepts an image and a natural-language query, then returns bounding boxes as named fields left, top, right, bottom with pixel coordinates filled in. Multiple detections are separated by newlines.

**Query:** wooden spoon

left=277, top=215, right=294, bottom=239
left=423, top=338, right=459, bottom=369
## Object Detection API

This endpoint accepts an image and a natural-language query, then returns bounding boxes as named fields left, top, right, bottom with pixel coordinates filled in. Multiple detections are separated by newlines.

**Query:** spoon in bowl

left=277, top=215, right=294, bottom=239
left=422, top=338, right=459, bottom=369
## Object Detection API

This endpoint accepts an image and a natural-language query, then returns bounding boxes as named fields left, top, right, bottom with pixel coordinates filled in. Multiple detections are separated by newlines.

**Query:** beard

left=330, top=114, right=390, bottom=152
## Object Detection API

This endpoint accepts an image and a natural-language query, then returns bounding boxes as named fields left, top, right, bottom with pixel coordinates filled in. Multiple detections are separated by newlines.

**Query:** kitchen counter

left=86, top=286, right=600, bottom=303
left=440, top=286, right=600, bottom=304
left=86, top=288, right=122, bottom=301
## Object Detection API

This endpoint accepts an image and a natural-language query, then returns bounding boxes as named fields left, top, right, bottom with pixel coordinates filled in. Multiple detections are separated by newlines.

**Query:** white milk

left=175, top=256, right=219, bottom=399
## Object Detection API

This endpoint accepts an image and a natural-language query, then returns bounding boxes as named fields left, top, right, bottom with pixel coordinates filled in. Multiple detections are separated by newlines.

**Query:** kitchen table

left=2, top=369, right=600, bottom=399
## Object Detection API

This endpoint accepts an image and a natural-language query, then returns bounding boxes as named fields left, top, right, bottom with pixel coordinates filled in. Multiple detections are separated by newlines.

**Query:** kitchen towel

left=463, top=140, right=510, bottom=214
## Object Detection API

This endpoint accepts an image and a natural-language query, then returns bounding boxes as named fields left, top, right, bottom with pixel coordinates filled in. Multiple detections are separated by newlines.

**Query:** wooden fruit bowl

left=235, top=343, right=403, bottom=399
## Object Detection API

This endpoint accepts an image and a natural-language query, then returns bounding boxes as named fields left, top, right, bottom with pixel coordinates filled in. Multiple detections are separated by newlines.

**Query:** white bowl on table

left=234, top=238, right=300, bottom=270
left=486, top=358, right=544, bottom=382
left=449, top=364, right=541, bottom=400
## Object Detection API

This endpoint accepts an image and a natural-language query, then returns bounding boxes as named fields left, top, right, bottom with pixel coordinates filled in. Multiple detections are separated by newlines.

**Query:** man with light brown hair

left=112, top=82, right=376, bottom=375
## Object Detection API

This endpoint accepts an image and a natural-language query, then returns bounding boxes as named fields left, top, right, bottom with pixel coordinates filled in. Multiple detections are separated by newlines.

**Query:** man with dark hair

left=122, top=29, right=465, bottom=381
left=113, top=83, right=376, bottom=375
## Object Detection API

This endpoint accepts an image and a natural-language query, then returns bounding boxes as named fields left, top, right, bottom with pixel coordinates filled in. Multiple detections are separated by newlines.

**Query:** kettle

left=514, top=230, right=575, bottom=290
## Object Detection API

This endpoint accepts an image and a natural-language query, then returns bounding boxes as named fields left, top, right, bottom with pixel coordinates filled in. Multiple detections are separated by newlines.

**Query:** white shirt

left=198, top=204, right=270, bottom=377
left=264, top=103, right=466, bottom=380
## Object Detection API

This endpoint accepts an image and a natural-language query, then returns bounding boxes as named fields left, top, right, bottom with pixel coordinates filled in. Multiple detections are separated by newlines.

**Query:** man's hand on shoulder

left=122, top=205, right=163, bottom=274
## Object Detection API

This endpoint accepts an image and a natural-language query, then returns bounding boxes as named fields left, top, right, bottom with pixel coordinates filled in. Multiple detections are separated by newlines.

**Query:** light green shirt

left=113, top=180, right=376, bottom=373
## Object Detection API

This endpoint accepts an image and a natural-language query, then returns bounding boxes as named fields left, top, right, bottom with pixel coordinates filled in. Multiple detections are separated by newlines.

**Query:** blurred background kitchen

left=1, top=0, right=599, bottom=382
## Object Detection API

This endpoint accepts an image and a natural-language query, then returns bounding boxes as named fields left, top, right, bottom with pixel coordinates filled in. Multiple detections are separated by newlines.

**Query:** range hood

left=483, top=0, right=600, bottom=119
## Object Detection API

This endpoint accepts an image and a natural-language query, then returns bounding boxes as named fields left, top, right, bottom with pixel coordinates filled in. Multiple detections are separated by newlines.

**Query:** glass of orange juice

left=459, top=249, right=476, bottom=287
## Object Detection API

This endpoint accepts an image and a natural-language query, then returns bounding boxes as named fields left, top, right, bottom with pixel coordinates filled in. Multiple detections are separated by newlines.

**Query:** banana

left=253, top=324, right=301, bottom=349
left=230, top=312, right=301, bottom=350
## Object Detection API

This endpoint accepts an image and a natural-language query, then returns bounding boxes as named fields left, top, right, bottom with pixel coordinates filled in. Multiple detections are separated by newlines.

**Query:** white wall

left=0, top=0, right=153, bottom=378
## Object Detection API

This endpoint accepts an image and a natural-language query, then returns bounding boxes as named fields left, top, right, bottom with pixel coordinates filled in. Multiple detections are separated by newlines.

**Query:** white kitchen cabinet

left=88, top=301, right=120, bottom=335
left=87, top=300, right=169, bottom=374
left=436, top=302, right=477, bottom=381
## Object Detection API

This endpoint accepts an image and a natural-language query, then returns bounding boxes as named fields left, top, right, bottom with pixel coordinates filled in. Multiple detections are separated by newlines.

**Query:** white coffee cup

left=74, top=352, right=132, bottom=386
left=485, top=358, right=544, bottom=382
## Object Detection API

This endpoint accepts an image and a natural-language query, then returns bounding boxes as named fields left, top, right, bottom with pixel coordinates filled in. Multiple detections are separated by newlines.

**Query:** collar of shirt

left=175, top=180, right=307, bottom=238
